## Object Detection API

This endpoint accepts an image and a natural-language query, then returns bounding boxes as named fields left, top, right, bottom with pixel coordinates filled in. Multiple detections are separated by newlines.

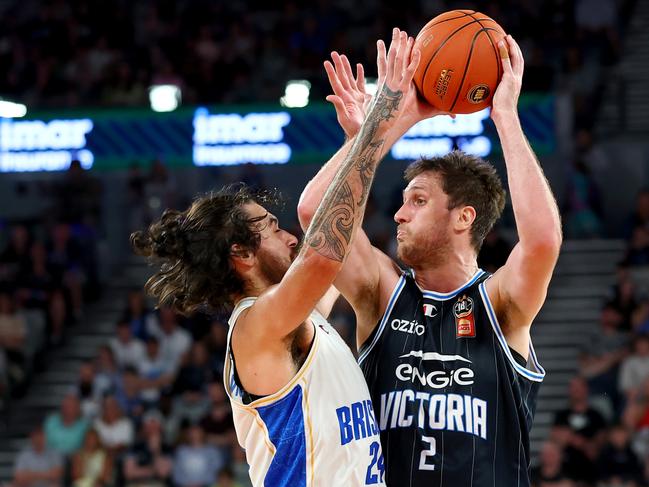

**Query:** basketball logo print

left=467, top=84, right=490, bottom=104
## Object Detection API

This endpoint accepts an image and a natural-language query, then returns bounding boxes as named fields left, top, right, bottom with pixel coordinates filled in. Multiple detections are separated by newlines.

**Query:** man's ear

left=230, top=244, right=255, bottom=268
left=456, top=206, right=477, bottom=232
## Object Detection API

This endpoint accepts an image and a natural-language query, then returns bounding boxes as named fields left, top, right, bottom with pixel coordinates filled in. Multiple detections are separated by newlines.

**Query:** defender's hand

left=491, top=35, right=523, bottom=121
left=324, top=52, right=372, bottom=139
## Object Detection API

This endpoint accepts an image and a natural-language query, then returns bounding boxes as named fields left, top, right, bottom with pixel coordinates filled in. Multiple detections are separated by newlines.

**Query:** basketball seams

left=466, top=12, right=504, bottom=90
left=448, top=28, right=485, bottom=112
left=418, top=18, right=488, bottom=99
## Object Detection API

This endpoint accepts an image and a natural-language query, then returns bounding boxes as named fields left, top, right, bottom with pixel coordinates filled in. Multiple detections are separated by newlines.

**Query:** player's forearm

left=297, top=139, right=355, bottom=229
left=494, top=112, right=562, bottom=254
left=302, top=84, right=404, bottom=263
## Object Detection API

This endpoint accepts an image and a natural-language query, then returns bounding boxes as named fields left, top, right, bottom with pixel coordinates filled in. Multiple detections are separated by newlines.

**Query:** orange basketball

left=413, top=10, right=507, bottom=114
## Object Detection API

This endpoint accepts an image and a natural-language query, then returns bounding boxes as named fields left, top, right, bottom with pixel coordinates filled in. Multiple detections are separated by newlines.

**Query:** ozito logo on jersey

left=453, top=295, right=476, bottom=338
left=391, top=318, right=424, bottom=336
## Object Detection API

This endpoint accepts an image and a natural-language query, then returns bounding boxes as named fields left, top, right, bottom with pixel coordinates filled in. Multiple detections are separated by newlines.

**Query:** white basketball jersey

left=224, top=297, right=386, bottom=487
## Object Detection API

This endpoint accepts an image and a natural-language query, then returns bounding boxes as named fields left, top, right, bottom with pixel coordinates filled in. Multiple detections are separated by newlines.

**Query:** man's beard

left=257, top=243, right=299, bottom=285
left=397, top=228, right=451, bottom=269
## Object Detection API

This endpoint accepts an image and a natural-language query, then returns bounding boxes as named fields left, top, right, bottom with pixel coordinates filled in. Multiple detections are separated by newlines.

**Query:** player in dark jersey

left=298, top=30, right=562, bottom=485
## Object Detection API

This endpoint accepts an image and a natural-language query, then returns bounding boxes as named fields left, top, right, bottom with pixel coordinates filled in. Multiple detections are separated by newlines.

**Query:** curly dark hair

left=404, top=150, right=506, bottom=252
left=130, top=184, right=279, bottom=315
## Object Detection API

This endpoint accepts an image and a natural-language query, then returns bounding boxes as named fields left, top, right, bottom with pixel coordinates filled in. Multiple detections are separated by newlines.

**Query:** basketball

left=413, top=10, right=507, bottom=114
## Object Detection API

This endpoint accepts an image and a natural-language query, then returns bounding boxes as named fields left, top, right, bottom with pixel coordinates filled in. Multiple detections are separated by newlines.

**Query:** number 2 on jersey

left=419, top=435, right=437, bottom=471
left=365, top=441, right=385, bottom=484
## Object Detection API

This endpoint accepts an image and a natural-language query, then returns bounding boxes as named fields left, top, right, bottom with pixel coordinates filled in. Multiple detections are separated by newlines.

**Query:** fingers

left=376, top=39, right=387, bottom=82
left=498, top=39, right=513, bottom=76
left=405, top=47, right=421, bottom=82
left=341, top=55, right=356, bottom=89
left=355, top=63, right=365, bottom=93
left=332, top=52, right=352, bottom=91
left=325, top=94, right=346, bottom=114
left=506, top=35, right=524, bottom=76
left=386, top=27, right=399, bottom=81
left=324, top=60, right=346, bottom=98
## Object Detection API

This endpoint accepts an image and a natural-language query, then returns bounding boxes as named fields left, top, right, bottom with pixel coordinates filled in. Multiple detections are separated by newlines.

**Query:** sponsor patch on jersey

left=453, top=295, right=476, bottom=338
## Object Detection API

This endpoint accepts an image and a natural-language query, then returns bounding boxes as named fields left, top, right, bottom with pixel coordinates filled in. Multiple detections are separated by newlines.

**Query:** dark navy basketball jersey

left=358, top=269, right=544, bottom=486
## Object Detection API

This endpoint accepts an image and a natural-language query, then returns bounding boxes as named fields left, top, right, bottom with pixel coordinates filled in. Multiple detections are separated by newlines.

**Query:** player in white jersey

left=131, top=31, right=421, bottom=486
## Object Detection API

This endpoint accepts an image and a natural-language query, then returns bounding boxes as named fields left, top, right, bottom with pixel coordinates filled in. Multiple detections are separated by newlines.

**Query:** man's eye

left=416, top=199, right=426, bottom=205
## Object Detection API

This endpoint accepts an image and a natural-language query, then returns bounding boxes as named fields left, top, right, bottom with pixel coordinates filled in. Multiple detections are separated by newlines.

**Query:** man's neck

left=412, top=252, right=479, bottom=294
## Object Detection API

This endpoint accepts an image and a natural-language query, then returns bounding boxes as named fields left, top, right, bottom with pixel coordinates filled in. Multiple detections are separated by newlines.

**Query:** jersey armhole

left=477, top=281, right=546, bottom=382
left=358, top=274, right=407, bottom=365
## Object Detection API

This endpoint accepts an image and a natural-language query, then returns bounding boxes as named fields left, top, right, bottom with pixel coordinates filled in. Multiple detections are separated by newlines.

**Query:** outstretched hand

left=324, top=53, right=372, bottom=139
left=324, top=28, right=452, bottom=140
left=491, top=34, right=524, bottom=121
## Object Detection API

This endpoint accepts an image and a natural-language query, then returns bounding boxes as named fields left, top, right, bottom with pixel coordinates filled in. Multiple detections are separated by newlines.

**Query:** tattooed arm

left=240, top=31, right=420, bottom=341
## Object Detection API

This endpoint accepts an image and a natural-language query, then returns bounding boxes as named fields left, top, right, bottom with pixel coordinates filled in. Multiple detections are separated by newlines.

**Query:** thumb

left=326, top=95, right=347, bottom=114
left=498, top=39, right=512, bottom=75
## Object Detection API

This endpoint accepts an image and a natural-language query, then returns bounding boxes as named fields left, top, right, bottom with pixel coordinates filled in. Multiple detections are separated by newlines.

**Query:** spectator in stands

left=552, top=376, right=607, bottom=484
left=148, top=306, right=191, bottom=371
left=172, top=424, right=224, bottom=487
left=137, top=336, right=174, bottom=407
left=55, top=160, right=103, bottom=227
left=93, top=345, right=120, bottom=399
left=123, top=410, right=173, bottom=487
left=0, top=225, right=31, bottom=284
left=623, top=377, right=649, bottom=459
left=44, top=393, right=89, bottom=456
left=93, top=395, right=134, bottom=453
left=214, top=467, right=242, bottom=487
left=609, top=261, right=639, bottom=330
left=75, top=360, right=101, bottom=419
left=562, top=157, right=604, bottom=239
left=230, top=445, right=252, bottom=487
left=580, top=303, right=629, bottom=413
left=113, top=366, right=145, bottom=419
left=597, top=423, right=643, bottom=484
left=478, top=227, right=513, bottom=274
left=71, top=428, right=113, bottom=487
left=626, top=189, right=649, bottom=239
left=199, top=380, right=235, bottom=449
left=626, top=226, right=649, bottom=266
left=202, top=319, right=228, bottom=377
left=529, top=440, right=574, bottom=487
left=109, top=320, right=146, bottom=370
left=0, top=291, right=28, bottom=395
left=13, top=425, right=63, bottom=487
left=123, top=289, right=156, bottom=341
left=16, top=241, right=54, bottom=313
left=47, top=223, right=84, bottom=321
left=619, top=334, right=649, bottom=400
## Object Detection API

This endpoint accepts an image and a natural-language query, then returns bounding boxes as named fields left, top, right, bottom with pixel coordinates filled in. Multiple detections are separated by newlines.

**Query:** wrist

left=491, top=108, right=519, bottom=128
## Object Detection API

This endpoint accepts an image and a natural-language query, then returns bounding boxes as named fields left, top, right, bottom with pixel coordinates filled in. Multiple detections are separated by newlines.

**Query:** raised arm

left=298, top=31, right=448, bottom=344
left=486, top=36, right=563, bottom=356
left=243, top=30, right=421, bottom=342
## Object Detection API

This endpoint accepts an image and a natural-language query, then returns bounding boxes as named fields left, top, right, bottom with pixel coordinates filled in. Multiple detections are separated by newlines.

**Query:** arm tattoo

left=304, top=84, right=403, bottom=261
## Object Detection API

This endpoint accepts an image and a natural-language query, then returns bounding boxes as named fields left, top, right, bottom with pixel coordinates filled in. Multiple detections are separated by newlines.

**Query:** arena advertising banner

left=0, top=95, right=554, bottom=173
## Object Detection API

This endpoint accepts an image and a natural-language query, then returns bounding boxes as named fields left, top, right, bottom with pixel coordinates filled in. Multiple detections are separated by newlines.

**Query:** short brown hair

left=404, top=150, right=506, bottom=252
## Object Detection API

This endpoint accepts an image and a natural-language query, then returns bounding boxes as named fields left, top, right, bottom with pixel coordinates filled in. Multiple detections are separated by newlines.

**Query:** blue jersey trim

left=358, top=275, right=406, bottom=365
left=478, top=282, right=546, bottom=382
left=419, top=269, right=487, bottom=301
left=257, top=386, right=307, bottom=487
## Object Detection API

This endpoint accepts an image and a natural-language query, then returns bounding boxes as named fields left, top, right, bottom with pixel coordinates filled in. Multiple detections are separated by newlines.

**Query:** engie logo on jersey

left=453, top=295, right=476, bottom=338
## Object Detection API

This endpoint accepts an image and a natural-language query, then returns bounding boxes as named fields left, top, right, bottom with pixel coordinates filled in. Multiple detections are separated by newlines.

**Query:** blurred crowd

left=0, top=0, right=629, bottom=132
left=12, top=294, right=245, bottom=487
left=0, top=161, right=102, bottom=403
left=529, top=190, right=649, bottom=487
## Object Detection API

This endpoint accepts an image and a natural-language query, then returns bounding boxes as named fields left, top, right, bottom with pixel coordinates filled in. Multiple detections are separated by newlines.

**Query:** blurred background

left=0, top=0, right=647, bottom=486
